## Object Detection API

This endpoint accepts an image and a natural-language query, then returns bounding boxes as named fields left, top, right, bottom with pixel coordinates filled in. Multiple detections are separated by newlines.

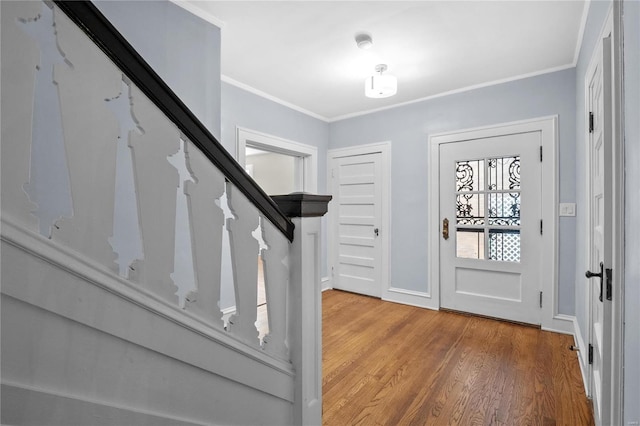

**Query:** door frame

left=327, top=141, right=391, bottom=297
left=428, top=116, right=569, bottom=332
left=236, top=127, right=318, bottom=193
left=581, top=7, right=624, bottom=424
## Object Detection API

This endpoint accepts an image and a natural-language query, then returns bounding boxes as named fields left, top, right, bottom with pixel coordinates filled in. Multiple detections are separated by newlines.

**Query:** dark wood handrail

left=53, top=0, right=294, bottom=241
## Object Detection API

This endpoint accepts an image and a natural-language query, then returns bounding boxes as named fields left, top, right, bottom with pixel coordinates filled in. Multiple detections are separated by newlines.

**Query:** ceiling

left=185, top=1, right=587, bottom=122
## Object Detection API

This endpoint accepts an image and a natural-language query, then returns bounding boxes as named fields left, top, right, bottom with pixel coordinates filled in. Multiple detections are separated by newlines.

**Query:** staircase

left=0, top=1, right=329, bottom=424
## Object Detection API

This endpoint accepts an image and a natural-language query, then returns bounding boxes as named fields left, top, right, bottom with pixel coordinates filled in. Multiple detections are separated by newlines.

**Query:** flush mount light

left=355, top=33, right=373, bottom=49
left=365, top=64, right=397, bottom=98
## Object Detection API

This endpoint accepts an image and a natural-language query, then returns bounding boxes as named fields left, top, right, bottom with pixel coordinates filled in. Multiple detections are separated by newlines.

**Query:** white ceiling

left=185, top=1, right=587, bottom=122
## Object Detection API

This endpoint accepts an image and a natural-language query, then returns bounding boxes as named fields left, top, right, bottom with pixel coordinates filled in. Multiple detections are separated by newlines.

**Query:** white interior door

left=330, top=152, right=382, bottom=297
left=439, top=131, right=542, bottom=325
left=586, top=35, right=613, bottom=426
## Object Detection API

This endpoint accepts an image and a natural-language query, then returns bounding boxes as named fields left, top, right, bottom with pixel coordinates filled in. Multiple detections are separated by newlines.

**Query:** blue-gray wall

left=93, top=0, right=221, bottom=140
left=330, top=69, right=577, bottom=315
left=220, top=82, right=329, bottom=178
left=623, top=0, right=640, bottom=423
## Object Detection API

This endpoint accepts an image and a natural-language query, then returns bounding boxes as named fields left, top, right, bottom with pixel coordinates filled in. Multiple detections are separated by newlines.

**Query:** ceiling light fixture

left=365, top=64, right=397, bottom=98
left=355, top=33, right=373, bottom=49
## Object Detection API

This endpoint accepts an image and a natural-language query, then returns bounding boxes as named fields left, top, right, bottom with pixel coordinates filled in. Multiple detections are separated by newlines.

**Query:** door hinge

left=540, top=219, right=543, bottom=235
left=605, top=267, right=613, bottom=301
left=331, top=266, right=335, bottom=277
left=539, top=146, right=543, bottom=162
left=331, top=168, right=335, bottom=178
left=589, top=112, right=594, bottom=133
left=539, top=291, right=543, bottom=308
left=588, top=343, right=594, bottom=364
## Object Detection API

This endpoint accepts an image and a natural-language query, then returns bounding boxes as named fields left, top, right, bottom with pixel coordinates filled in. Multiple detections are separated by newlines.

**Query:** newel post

left=272, top=193, right=332, bottom=426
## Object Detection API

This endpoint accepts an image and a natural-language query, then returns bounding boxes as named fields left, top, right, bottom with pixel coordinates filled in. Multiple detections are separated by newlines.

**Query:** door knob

left=374, top=228, right=379, bottom=237
left=585, top=262, right=604, bottom=302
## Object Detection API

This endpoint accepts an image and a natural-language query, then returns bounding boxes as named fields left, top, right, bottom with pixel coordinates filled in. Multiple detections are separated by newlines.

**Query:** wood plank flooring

left=322, top=290, right=593, bottom=426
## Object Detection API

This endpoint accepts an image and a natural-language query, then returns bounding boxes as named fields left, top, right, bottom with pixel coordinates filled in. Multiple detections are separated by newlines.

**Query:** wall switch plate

left=559, top=203, right=576, bottom=217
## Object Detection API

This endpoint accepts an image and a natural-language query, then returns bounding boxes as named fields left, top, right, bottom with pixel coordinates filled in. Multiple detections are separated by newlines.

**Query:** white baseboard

left=541, top=314, right=576, bottom=335
left=382, top=287, right=437, bottom=310
left=572, top=316, right=591, bottom=397
left=321, top=277, right=332, bottom=292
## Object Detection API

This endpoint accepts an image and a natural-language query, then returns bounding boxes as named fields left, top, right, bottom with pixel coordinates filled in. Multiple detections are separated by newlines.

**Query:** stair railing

left=1, top=1, right=329, bottom=424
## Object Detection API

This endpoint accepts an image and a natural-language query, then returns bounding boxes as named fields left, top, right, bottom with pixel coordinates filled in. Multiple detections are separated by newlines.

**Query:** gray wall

left=623, top=1, right=640, bottom=423
left=93, top=0, right=221, bottom=140
left=221, top=82, right=329, bottom=176
left=330, top=69, right=577, bottom=315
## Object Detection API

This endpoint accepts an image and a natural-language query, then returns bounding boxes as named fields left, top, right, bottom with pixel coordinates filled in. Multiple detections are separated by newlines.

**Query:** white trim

left=573, top=315, right=592, bottom=396
left=168, top=1, right=226, bottom=28
left=329, top=65, right=575, bottom=123
left=321, top=277, right=332, bottom=292
left=236, top=127, right=318, bottom=194
left=542, top=314, right=576, bottom=335
left=382, top=287, right=436, bottom=310
left=225, top=66, right=579, bottom=124
left=327, top=141, right=391, bottom=300
left=610, top=3, right=625, bottom=423
left=222, top=76, right=328, bottom=122
left=428, top=116, right=559, bottom=325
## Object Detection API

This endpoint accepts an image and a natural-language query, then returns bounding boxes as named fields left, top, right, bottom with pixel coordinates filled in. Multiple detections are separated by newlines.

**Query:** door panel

left=586, top=35, right=613, bottom=425
left=440, top=132, right=542, bottom=324
left=332, top=153, right=382, bottom=297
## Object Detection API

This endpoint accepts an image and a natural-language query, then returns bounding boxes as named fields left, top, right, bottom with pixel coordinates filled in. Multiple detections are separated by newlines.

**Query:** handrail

left=53, top=0, right=294, bottom=241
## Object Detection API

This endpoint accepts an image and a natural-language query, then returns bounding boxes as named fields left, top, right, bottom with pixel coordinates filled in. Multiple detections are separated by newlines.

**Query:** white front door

left=330, top=150, right=384, bottom=297
left=439, top=131, right=543, bottom=325
left=586, top=34, right=613, bottom=426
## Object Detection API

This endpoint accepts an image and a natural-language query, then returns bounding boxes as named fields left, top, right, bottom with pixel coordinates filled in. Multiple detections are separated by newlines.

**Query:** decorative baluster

left=50, top=7, right=121, bottom=270
left=1, top=1, right=43, bottom=232
left=107, top=79, right=144, bottom=279
left=19, top=3, right=74, bottom=238
left=261, top=217, right=290, bottom=359
left=226, top=183, right=260, bottom=345
left=127, top=85, right=180, bottom=304
left=182, top=140, right=225, bottom=328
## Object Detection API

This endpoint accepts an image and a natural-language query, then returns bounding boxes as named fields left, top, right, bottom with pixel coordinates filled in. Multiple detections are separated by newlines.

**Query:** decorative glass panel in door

left=455, top=156, right=521, bottom=262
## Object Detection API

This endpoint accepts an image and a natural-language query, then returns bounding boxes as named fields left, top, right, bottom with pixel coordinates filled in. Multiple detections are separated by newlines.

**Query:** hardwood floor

left=322, top=290, right=593, bottom=426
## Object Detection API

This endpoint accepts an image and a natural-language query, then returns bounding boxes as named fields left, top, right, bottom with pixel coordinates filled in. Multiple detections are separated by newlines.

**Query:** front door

left=585, top=34, right=613, bottom=426
left=439, top=131, right=542, bottom=325
left=330, top=151, right=383, bottom=297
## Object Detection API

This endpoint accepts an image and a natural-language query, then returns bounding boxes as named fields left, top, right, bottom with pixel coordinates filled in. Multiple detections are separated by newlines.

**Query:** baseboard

left=541, top=314, right=576, bottom=335
left=321, top=276, right=332, bottom=292
left=382, top=287, right=437, bottom=310
left=572, top=316, right=591, bottom=397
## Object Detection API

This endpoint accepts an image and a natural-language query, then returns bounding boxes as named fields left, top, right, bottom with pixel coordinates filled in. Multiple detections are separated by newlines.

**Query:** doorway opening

left=236, top=128, right=318, bottom=341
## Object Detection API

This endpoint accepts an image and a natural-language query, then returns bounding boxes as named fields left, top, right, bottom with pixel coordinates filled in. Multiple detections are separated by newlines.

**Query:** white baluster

left=19, top=3, right=73, bottom=238
left=261, top=217, right=290, bottom=360
left=226, top=183, right=260, bottom=345
left=107, top=79, right=144, bottom=279
left=183, top=140, right=225, bottom=328
left=168, top=139, right=197, bottom=307
left=127, top=85, right=180, bottom=304
left=1, top=1, right=43, bottom=232
left=50, top=7, right=121, bottom=270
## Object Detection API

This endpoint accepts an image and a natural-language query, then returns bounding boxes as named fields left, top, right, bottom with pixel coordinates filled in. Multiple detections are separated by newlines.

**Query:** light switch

left=559, top=203, right=576, bottom=217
